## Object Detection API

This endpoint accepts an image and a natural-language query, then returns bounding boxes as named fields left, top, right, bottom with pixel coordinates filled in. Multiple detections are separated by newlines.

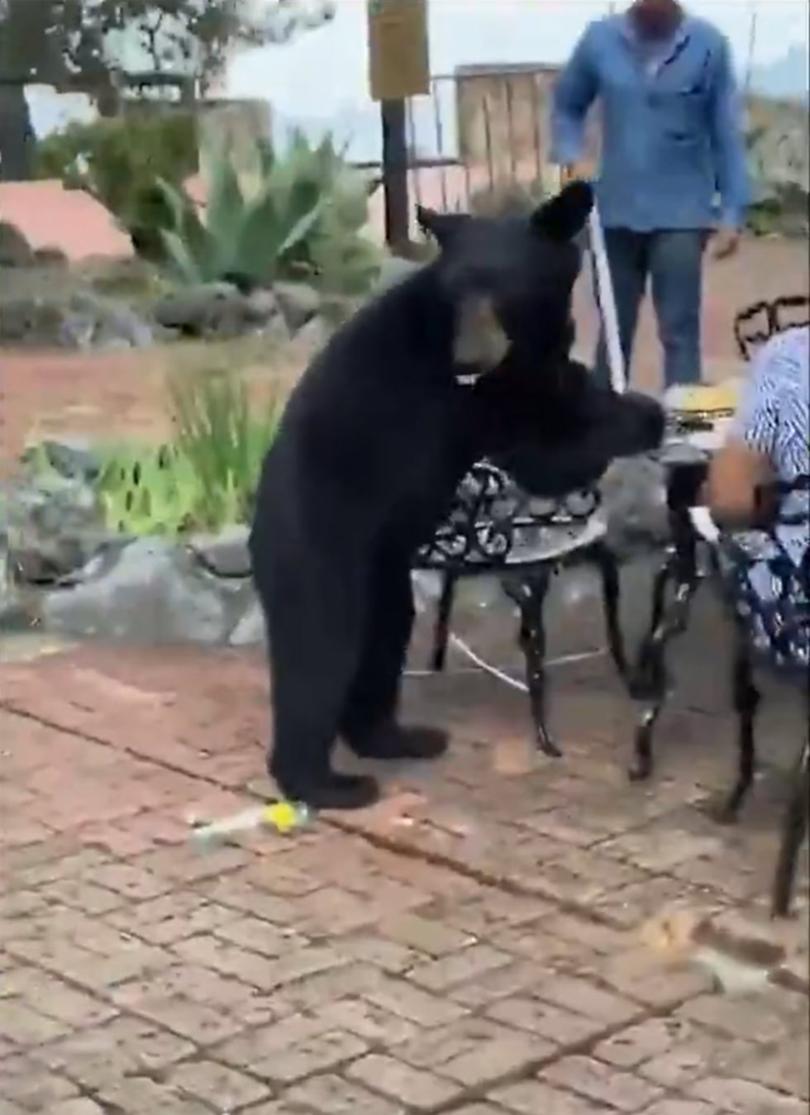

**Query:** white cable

left=404, top=186, right=623, bottom=696
left=409, top=578, right=606, bottom=693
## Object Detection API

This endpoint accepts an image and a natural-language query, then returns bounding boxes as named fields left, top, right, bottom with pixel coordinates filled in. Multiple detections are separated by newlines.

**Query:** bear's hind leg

left=257, top=560, right=380, bottom=811
left=340, top=547, right=448, bottom=762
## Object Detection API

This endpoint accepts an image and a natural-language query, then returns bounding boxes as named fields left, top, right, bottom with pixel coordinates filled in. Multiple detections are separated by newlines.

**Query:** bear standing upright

left=249, top=182, right=661, bottom=810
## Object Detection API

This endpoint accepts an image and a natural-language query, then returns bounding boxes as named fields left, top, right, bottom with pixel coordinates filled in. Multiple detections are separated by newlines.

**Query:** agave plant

left=157, top=131, right=380, bottom=294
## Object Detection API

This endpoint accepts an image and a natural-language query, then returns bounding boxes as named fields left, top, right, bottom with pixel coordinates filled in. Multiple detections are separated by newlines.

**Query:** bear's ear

left=531, top=181, right=593, bottom=242
left=417, top=205, right=470, bottom=248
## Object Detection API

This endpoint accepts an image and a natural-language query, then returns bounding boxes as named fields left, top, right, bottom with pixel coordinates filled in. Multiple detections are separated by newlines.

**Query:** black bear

left=249, top=182, right=663, bottom=810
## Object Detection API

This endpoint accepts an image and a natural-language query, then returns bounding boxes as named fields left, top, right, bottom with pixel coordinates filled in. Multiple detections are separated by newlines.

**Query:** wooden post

left=368, top=0, right=430, bottom=252
left=380, top=98, right=410, bottom=250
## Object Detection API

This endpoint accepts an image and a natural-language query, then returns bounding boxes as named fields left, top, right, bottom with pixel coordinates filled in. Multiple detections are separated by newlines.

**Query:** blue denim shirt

left=552, top=15, right=750, bottom=231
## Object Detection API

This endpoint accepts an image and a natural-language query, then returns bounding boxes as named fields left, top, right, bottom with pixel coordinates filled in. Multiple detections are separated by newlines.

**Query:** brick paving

left=1, top=234, right=808, bottom=1112
left=1, top=596, right=807, bottom=1113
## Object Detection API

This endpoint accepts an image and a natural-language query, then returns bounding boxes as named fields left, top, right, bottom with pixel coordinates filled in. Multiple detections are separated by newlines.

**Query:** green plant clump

left=97, top=368, right=280, bottom=537
left=35, top=111, right=199, bottom=261
left=158, top=131, right=381, bottom=295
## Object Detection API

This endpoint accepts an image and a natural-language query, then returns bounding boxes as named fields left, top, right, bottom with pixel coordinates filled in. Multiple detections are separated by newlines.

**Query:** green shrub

left=35, top=111, right=198, bottom=261
left=95, top=367, right=279, bottom=537
left=98, top=443, right=204, bottom=536
left=168, top=365, right=280, bottom=529
left=158, top=131, right=381, bottom=294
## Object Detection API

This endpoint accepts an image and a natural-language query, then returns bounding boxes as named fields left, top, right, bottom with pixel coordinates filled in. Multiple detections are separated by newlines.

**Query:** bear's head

left=417, top=180, right=592, bottom=369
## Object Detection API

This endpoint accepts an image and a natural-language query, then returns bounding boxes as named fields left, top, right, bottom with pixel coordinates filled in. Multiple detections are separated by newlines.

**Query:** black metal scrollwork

left=734, top=295, right=809, bottom=360
left=416, top=460, right=603, bottom=572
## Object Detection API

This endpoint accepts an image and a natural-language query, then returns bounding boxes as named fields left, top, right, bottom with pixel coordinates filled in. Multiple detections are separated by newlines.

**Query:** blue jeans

left=594, top=229, right=706, bottom=389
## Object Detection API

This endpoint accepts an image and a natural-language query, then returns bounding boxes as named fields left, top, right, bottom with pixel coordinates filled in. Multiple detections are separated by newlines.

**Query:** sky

left=225, top=0, right=810, bottom=115
left=26, top=0, right=810, bottom=154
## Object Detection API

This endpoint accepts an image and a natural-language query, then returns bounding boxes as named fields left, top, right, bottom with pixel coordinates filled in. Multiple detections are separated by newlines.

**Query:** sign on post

left=367, top=0, right=430, bottom=102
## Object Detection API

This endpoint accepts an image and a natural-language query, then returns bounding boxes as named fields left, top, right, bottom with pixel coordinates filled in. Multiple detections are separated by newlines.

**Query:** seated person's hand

left=708, top=439, right=775, bottom=528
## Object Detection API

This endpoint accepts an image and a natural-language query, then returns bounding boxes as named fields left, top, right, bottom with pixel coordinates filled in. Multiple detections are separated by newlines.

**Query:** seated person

left=707, top=325, right=809, bottom=669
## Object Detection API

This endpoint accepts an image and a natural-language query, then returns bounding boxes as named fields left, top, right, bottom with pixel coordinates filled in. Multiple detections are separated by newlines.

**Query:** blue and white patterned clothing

left=727, top=326, right=809, bottom=669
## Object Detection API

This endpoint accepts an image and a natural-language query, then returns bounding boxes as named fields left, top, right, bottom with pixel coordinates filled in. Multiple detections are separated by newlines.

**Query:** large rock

left=0, top=297, right=64, bottom=347
left=153, top=283, right=280, bottom=339
left=188, top=525, right=251, bottom=577
left=290, top=314, right=332, bottom=354
left=42, top=538, right=235, bottom=644
left=228, top=598, right=266, bottom=646
left=5, top=472, right=110, bottom=584
left=64, top=291, right=154, bottom=350
left=0, top=290, right=154, bottom=349
left=273, top=280, right=321, bottom=331
left=0, top=221, right=34, bottom=267
left=21, top=439, right=102, bottom=485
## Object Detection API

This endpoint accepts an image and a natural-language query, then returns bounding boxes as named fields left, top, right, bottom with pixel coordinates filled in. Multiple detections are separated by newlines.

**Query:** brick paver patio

left=2, top=234, right=808, bottom=1113
left=1, top=585, right=807, bottom=1114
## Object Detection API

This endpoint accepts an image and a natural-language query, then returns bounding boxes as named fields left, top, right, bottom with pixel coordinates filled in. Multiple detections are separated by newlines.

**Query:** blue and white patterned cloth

left=726, top=326, right=809, bottom=670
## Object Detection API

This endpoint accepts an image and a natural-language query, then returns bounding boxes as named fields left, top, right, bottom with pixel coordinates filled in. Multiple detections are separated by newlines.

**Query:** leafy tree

left=0, top=0, right=334, bottom=179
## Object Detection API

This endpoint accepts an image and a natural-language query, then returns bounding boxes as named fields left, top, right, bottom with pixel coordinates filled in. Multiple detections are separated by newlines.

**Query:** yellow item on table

left=672, top=381, right=740, bottom=416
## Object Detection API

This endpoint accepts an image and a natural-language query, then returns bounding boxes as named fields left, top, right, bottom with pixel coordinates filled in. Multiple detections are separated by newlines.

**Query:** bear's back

left=259, top=265, right=475, bottom=535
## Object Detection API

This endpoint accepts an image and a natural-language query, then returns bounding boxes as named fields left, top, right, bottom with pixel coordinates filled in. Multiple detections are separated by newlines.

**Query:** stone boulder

left=42, top=537, right=246, bottom=645
left=153, top=282, right=283, bottom=339
left=21, top=439, right=102, bottom=485
left=188, top=525, right=251, bottom=578
left=0, top=221, right=34, bottom=267
left=0, top=297, right=64, bottom=347
left=32, top=246, right=69, bottom=268
left=273, top=280, right=321, bottom=331
left=0, top=290, right=154, bottom=349
left=228, top=598, right=266, bottom=647
left=62, top=291, right=155, bottom=350
left=4, top=470, right=112, bottom=585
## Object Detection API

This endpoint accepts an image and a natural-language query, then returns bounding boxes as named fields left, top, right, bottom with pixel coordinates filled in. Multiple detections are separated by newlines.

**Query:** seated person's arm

left=707, top=346, right=780, bottom=528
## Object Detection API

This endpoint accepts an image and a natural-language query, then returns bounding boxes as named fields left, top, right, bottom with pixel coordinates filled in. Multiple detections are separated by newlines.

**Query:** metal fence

left=353, top=0, right=808, bottom=220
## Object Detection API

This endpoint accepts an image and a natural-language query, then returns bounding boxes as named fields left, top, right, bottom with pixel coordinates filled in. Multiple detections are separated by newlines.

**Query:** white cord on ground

left=405, top=189, right=624, bottom=696
left=409, top=577, right=606, bottom=692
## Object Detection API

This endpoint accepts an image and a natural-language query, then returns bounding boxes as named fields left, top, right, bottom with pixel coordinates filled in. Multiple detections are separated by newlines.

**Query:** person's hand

left=712, top=226, right=740, bottom=260
left=560, top=162, right=592, bottom=185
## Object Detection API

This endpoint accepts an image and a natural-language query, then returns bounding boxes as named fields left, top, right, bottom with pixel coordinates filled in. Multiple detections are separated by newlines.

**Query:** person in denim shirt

left=552, top=0, right=750, bottom=388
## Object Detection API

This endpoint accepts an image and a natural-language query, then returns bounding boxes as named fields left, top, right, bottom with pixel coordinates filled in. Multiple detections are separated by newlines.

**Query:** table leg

left=508, top=569, right=561, bottom=757
left=716, top=625, right=760, bottom=823
left=629, top=508, right=701, bottom=781
left=594, top=543, right=627, bottom=680
left=772, top=735, right=809, bottom=918
left=430, top=572, right=457, bottom=672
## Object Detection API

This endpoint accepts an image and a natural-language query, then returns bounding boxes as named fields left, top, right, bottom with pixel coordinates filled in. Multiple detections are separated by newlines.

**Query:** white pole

left=743, top=5, right=758, bottom=96
left=589, top=201, right=627, bottom=394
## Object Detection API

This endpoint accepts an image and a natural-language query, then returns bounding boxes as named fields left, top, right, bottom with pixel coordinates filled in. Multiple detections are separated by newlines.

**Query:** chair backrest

left=734, top=295, right=810, bottom=360
left=725, top=473, right=810, bottom=675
